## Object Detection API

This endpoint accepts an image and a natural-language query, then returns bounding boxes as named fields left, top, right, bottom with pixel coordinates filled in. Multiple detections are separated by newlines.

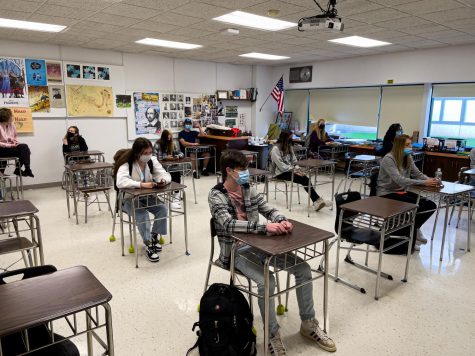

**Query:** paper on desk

left=445, top=139, right=457, bottom=149
left=426, top=138, right=439, bottom=147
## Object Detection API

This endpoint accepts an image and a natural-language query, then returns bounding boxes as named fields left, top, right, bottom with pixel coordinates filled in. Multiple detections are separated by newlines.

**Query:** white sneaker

left=171, top=200, right=182, bottom=209
left=313, top=198, right=326, bottom=211
left=300, top=318, right=336, bottom=352
left=414, top=244, right=420, bottom=252
left=268, top=331, right=287, bottom=356
left=416, top=229, right=428, bottom=244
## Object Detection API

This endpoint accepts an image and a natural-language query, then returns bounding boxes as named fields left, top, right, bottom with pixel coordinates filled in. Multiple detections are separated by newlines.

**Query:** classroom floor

left=1, top=174, right=474, bottom=356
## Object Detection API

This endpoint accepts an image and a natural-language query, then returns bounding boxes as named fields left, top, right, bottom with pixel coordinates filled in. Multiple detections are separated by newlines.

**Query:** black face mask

left=319, top=125, right=325, bottom=129
left=67, top=132, right=75, bottom=138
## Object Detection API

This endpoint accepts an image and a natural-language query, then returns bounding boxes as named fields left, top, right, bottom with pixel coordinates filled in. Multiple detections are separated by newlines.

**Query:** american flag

left=271, top=76, right=284, bottom=115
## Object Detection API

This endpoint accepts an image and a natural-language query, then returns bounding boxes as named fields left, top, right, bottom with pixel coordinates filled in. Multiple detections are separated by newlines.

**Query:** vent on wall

left=289, top=66, right=313, bottom=83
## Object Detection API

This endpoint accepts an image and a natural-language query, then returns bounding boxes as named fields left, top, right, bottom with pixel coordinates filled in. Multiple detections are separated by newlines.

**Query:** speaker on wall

left=289, top=66, right=313, bottom=83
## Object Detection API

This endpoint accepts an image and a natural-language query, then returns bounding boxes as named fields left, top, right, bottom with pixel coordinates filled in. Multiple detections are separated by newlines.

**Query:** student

left=115, top=138, right=171, bottom=262
left=377, top=123, right=403, bottom=157
left=62, top=126, right=88, bottom=155
left=0, top=107, right=34, bottom=177
left=153, top=129, right=183, bottom=209
left=209, top=150, right=336, bottom=355
left=178, top=118, right=209, bottom=178
left=270, top=131, right=330, bottom=211
left=308, top=119, right=334, bottom=154
left=377, top=134, right=439, bottom=251
left=470, top=147, right=475, bottom=169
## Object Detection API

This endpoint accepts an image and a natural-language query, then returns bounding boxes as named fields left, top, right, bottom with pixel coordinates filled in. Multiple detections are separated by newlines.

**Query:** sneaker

left=23, top=168, right=34, bottom=177
left=201, top=169, right=209, bottom=176
left=416, top=229, right=428, bottom=244
left=145, top=244, right=160, bottom=262
left=171, top=200, right=182, bottom=209
left=414, top=244, right=421, bottom=252
left=13, top=168, right=22, bottom=176
left=150, top=234, right=163, bottom=252
left=300, top=318, right=336, bottom=352
left=313, top=198, right=326, bottom=211
left=193, top=171, right=199, bottom=179
left=268, top=331, right=287, bottom=356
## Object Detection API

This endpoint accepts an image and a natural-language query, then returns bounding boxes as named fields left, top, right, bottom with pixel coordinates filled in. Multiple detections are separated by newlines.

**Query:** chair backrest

left=457, top=166, right=470, bottom=184
left=210, top=217, right=217, bottom=238
left=368, top=167, right=380, bottom=197
left=0, top=265, right=57, bottom=285
left=334, top=191, right=362, bottom=233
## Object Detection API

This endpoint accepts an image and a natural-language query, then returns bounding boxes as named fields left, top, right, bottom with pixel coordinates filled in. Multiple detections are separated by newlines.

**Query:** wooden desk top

left=0, top=266, right=111, bottom=336
left=65, top=162, right=113, bottom=171
left=297, top=159, right=335, bottom=168
left=341, top=196, right=417, bottom=219
left=409, top=181, right=475, bottom=195
left=65, top=150, right=104, bottom=156
left=232, top=219, right=334, bottom=256
left=201, top=135, right=249, bottom=141
left=248, top=168, right=272, bottom=177
left=0, top=200, right=38, bottom=218
left=424, top=151, right=470, bottom=160
left=349, top=144, right=375, bottom=150
left=464, top=168, right=475, bottom=176
left=120, top=181, right=186, bottom=197
left=223, top=149, right=258, bottom=155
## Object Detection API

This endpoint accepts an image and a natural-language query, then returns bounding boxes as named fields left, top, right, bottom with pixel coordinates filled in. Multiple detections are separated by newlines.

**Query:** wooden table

left=409, top=181, right=475, bottom=261
left=198, top=135, right=249, bottom=171
left=119, top=182, right=190, bottom=268
left=291, top=159, right=336, bottom=216
left=0, top=266, right=114, bottom=355
left=159, top=157, right=196, bottom=204
left=230, top=219, right=334, bottom=356
left=336, top=196, right=418, bottom=300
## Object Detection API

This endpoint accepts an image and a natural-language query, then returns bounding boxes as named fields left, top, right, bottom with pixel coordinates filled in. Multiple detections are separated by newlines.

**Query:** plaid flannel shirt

left=208, top=182, right=286, bottom=265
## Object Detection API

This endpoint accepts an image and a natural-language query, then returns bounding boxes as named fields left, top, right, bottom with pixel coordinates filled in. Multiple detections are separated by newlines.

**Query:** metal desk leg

left=330, top=165, right=335, bottom=211
left=467, top=192, right=471, bottom=253
left=375, top=226, right=386, bottom=300
left=402, top=220, right=415, bottom=282
left=431, top=197, right=442, bottom=241
left=168, top=192, right=173, bottom=244
left=132, top=198, right=139, bottom=268
left=439, top=198, right=450, bottom=261
left=192, top=170, right=197, bottom=205
left=263, top=257, right=272, bottom=356
left=104, top=303, right=115, bottom=355
left=183, top=190, right=190, bottom=256
left=33, top=215, right=44, bottom=265
left=86, top=308, right=94, bottom=356
left=289, top=170, right=294, bottom=211
left=307, top=170, right=311, bottom=217
left=265, top=176, right=269, bottom=202
left=323, top=239, right=329, bottom=332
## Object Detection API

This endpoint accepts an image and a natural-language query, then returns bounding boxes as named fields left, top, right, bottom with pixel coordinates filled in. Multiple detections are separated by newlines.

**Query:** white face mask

left=140, top=154, right=152, bottom=163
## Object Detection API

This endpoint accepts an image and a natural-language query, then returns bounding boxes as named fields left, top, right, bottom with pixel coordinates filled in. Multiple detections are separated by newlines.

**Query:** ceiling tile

left=101, top=3, right=160, bottom=19
left=0, top=10, right=30, bottom=20
left=149, top=13, right=202, bottom=26
left=87, top=13, right=139, bottom=27
left=26, top=13, right=78, bottom=26
left=0, top=0, right=40, bottom=13
left=200, top=0, right=269, bottom=9
left=123, top=0, right=191, bottom=11
left=370, top=0, right=420, bottom=5
left=70, top=21, right=124, bottom=34
left=397, top=0, right=464, bottom=15
left=130, top=20, right=181, bottom=33
left=348, top=8, right=410, bottom=24
left=337, top=0, right=384, bottom=16
left=375, top=16, right=433, bottom=30
left=170, top=2, right=231, bottom=19
left=421, top=8, right=475, bottom=23
left=243, top=0, right=308, bottom=17
left=45, top=0, right=116, bottom=11
left=34, top=4, right=92, bottom=20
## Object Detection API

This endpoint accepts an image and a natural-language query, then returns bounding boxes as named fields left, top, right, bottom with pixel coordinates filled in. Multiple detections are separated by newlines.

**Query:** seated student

left=0, top=107, right=34, bottom=177
left=62, top=126, right=88, bottom=156
left=308, top=119, right=334, bottom=155
left=178, top=118, right=209, bottom=178
left=153, top=129, right=183, bottom=209
left=470, top=147, right=475, bottom=169
left=115, top=138, right=171, bottom=263
left=209, top=150, right=336, bottom=355
left=377, top=123, right=403, bottom=157
left=377, top=134, right=439, bottom=251
left=270, top=130, right=330, bottom=211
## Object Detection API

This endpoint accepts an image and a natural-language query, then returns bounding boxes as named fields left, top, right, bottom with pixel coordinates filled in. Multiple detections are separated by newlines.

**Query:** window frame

left=428, top=96, right=475, bottom=137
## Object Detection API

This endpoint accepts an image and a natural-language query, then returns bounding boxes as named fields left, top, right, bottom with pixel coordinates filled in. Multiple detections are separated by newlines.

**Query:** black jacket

left=62, top=136, right=88, bottom=154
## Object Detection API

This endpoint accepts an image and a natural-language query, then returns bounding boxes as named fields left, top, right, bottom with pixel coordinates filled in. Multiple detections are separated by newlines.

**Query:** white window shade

left=379, top=85, right=425, bottom=139
left=285, top=90, right=309, bottom=130
left=432, top=83, right=475, bottom=98
left=309, top=87, right=380, bottom=127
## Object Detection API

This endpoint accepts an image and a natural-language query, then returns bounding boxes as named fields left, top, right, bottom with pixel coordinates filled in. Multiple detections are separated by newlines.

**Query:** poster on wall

left=28, top=85, right=50, bottom=113
left=66, top=85, right=113, bottom=117
left=49, top=85, right=65, bottom=108
left=25, top=59, right=47, bottom=86
left=97, top=67, right=110, bottom=80
left=66, top=64, right=81, bottom=78
left=225, top=106, right=238, bottom=118
left=0, top=57, right=28, bottom=107
left=11, top=107, right=33, bottom=133
left=116, top=94, right=131, bottom=108
left=133, top=92, right=161, bottom=135
left=46, top=61, right=62, bottom=83
left=82, top=65, right=96, bottom=79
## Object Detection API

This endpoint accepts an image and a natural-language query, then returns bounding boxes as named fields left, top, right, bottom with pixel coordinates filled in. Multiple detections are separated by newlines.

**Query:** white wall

left=0, top=39, right=253, bottom=185
left=251, top=65, right=278, bottom=137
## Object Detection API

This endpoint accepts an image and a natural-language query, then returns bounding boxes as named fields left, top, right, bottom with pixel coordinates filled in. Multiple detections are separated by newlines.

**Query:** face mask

left=403, top=148, right=412, bottom=156
left=67, top=132, right=75, bottom=138
left=319, top=125, right=325, bottom=129
left=396, top=130, right=403, bottom=136
left=184, top=125, right=192, bottom=130
left=140, top=154, right=152, bottom=163
left=234, top=169, right=250, bottom=185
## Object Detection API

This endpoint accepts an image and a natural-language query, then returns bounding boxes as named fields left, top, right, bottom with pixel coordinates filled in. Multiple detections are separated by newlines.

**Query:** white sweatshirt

left=116, top=156, right=171, bottom=189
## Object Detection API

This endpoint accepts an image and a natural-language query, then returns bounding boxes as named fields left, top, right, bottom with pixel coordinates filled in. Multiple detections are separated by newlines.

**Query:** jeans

left=234, top=246, right=315, bottom=336
left=275, top=171, right=320, bottom=202
left=122, top=197, right=168, bottom=245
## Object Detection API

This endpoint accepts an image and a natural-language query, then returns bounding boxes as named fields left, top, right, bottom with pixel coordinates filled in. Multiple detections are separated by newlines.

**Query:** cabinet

left=422, top=152, right=470, bottom=181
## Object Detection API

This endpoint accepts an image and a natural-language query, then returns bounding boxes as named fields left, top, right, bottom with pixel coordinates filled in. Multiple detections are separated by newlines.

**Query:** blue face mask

left=403, top=148, right=412, bottom=156
left=396, top=130, right=403, bottom=136
left=184, top=124, right=192, bottom=130
left=234, top=169, right=250, bottom=185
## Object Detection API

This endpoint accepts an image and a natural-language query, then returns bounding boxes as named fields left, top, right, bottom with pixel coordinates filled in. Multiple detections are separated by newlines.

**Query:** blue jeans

left=123, top=197, right=168, bottom=245
left=234, top=246, right=315, bottom=336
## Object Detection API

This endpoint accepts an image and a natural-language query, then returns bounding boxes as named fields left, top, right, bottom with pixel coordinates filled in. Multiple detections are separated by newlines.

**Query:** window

left=465, top=100, right=475, bottom=123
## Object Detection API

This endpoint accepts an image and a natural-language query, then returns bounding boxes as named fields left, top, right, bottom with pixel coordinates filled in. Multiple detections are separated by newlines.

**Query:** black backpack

left=187, top=283, right=257, bottom=356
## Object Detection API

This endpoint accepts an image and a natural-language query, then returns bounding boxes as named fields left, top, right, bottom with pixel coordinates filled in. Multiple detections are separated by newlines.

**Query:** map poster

left=28, top=85, right=50, bottom=113
left=46, top=61, right=62, bottom=83
left=133, top=92, right=160, bottom=135
left=11, top=107, right=33, bottom=133
left=25, top=59, right=47, bottom=86
left=49, top=85, right=65, bottom=108
left=0, top=57, right=28, bottom=107
left=66, top=85, right=113, bottom=117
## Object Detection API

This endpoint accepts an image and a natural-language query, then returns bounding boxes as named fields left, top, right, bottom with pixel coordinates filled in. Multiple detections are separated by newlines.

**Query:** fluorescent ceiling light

left=0, top=18, right=66, bottom=32
left=239, top=52, right=290, bottom=60
left=213, top=11, right=295, bottom=31
left=329, top=36, right=391, bottom=48
left=135, top=38, right=202, bottom=50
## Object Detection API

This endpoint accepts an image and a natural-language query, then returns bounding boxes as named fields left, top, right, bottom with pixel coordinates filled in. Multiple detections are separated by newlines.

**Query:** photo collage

left=161, top=93, right=191, bottom=132
left=66, top=64, right=110, bottom=81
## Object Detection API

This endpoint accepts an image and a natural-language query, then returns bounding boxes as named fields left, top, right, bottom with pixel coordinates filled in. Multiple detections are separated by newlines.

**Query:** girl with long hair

left=62, top=126, right=88, bottom=155
left=270, top=131, right=330, bottom=211
left=115, top=137, right=171, bottom=263
left=308, top=119, right=333, bottom=154
left=378, top=123, right=403, bottom=157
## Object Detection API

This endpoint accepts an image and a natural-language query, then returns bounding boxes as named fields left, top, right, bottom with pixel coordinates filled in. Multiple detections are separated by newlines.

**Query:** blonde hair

left=391, top=134, right=411, bottom=170
left=314, top=119, right=327, bottom=141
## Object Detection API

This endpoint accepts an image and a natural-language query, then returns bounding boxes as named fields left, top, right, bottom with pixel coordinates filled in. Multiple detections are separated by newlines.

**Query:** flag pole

left=259, top=74, right=285, bottom=112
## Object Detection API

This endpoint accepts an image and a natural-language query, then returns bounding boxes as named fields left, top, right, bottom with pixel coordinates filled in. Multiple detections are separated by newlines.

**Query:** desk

left=198, top=135, right=249, bottom=171
left=159, top=157, right=196, bottom=204
left=344, top=155, right=380, bottom=197
left=336, top=196, right=417, bottom=300
left=230, top=219, right=333, bottom=356
left=290, top=159, right=336, bottom=216
left=223, top=149, right=258, bottom=168
left=248, top=168, right=273, bottom=201
left=119, top=182, right=189, bottom=268
left=409, top=181, right=474, bottom=261
left=0, top=157, right=23, bottom=200
left=464, top=168, right=475, bottom=176
left=63, top=162, right=114, bottom=224
left=184, top=145, right=217, bottom=178
left=0, top=266, right=114, bottom=355
left=317, top=144, right=349, bottom=162
left=64, top=150, right=105, bottom=164
left=422, top=152, right=470, bottom=181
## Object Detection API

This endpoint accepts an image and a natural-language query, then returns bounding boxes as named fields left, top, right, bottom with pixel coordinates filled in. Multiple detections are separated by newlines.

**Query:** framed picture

left=276, top=111, right=292, bottom=130
left=217, top=90, right=228, bottom=100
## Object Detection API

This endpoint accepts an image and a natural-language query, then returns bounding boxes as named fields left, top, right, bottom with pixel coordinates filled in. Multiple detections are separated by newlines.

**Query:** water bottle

left=435, top=168, right=442, bottom=181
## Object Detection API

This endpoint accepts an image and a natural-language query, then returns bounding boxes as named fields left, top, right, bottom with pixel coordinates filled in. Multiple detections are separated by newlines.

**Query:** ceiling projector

left=298, top=0, right=344, bottom=32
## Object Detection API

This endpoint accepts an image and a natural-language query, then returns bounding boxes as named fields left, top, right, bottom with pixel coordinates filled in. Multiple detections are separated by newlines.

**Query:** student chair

left=448, top=167, right=475, bottom=228
left=0, top=265, right=80, bottom=356
left=0, top=157, right=23, bottom=201
left=336, top=153, right=379, bottom=196
left=266, top=156, right=301, bottom=210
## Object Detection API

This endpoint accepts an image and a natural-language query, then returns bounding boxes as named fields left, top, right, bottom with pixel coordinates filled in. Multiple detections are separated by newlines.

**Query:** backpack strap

left=186, top=322, right=201, bottom=356
left=128, top=160, right=154, bottom=179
